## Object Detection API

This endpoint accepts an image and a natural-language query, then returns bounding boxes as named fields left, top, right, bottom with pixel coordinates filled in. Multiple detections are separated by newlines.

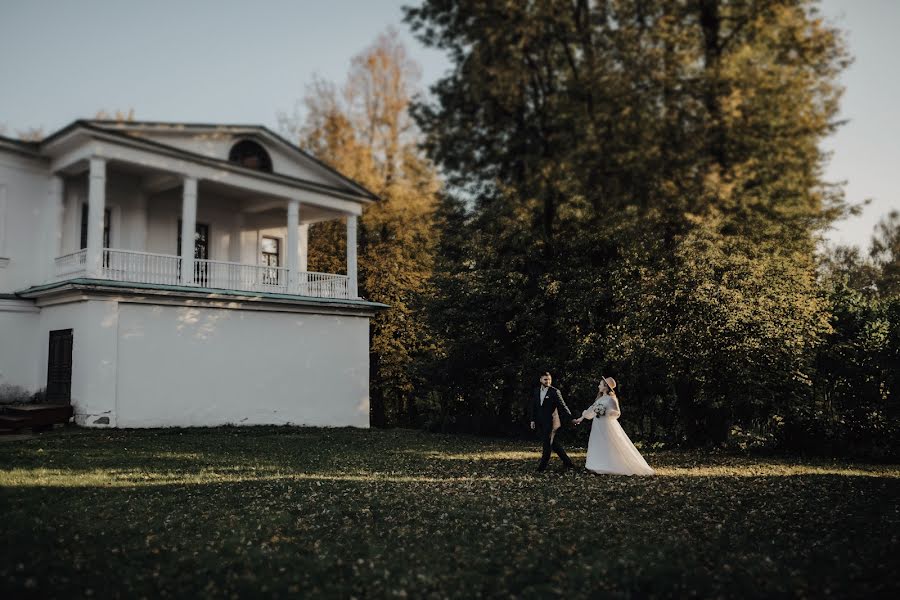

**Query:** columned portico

left=179, top=177, right=198, bottom=285
left=85, top=158, right=106, bottom=277
left=347, top=215, right=358, bottom=299
left=38, top=122, right=374, bottom=301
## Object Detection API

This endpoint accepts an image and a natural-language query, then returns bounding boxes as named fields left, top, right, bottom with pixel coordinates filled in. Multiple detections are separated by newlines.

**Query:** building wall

left=17, top=298, right=370, bottom=428
left=36, top=299, right=120, bottom=426
left=114, top=303, right=370, bottom=428
left=0, top=150, right=51, bottom=293
left=0, top=299, right=40, bottom=394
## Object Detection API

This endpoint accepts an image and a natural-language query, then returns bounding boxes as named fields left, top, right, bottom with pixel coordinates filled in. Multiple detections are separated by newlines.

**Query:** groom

left=529, top=372, right=576, bottom=473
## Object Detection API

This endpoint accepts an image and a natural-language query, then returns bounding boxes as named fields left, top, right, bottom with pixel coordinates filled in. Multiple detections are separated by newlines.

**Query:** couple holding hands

left=528, top=372, right=654, bottom=476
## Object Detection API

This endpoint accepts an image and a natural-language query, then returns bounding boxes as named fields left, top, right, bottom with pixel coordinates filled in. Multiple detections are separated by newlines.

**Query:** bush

left=0, top=383, right=31, bottom=404
left=0, top=384, right=46, bottom=405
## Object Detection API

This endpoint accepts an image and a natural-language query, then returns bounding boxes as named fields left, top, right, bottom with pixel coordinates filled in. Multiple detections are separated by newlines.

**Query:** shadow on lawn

left=2, top=427, right=899, bottom=487
left=2, top=470, right=898, bottom=598
left=2, top=428, right=898, bottom=597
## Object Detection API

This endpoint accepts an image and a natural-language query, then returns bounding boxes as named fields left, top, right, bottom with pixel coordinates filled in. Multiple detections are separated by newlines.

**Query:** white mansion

left=0, top=120, right=384, bottom=428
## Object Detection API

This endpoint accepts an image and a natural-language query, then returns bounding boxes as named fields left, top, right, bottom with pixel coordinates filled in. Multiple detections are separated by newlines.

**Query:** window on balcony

left=177, top=221, right=210, bottom=286
left=80, top=204, right=110, bottom=250
left=260, top=236, right=281, bottom=286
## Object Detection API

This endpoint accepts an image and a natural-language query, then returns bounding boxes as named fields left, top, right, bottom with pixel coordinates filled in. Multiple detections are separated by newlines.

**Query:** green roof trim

left=17, top=278, right=389, bottom=310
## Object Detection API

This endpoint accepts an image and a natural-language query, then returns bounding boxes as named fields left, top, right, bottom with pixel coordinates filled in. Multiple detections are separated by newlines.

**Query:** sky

left=1, top=0, right=896, bottom=251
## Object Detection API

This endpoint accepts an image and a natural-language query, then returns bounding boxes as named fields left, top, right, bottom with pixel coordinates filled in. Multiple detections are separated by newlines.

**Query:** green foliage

left=405, top=0, right=855, bottom=447
left=1, top=428, right=898, bottom=597
left=788, top=285, right=900, bottom=458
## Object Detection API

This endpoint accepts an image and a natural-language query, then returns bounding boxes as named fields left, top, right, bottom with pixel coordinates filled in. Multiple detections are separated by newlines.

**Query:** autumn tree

left=281, top=31, right=441, bottom=427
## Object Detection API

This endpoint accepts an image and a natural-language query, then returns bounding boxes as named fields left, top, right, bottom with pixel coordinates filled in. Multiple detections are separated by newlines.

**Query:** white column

left=180, top=177, right=197, bottom=285
left=45, top=176, right=65, bottom=280
left=298, top=223, right=309, bottom=271
left=85, top=158, right=106, bottom=277
left=346, top=214, right=358, bottom=299
left=134, top=190, right=148, bottom=252
left=286, top=200, right=300, bottom=293
left=229, top=212, right=244, bottom=262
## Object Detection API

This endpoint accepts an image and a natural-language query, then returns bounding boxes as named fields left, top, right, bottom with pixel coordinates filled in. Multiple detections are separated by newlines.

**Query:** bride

left=574, top=376, right=654, bottom=476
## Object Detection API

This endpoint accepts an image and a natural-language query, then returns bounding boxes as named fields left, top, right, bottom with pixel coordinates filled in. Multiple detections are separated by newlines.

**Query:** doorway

left=46, top=329, right=73, bottom=403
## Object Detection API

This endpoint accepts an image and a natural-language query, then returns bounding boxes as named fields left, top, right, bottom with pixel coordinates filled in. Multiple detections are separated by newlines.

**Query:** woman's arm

left=579, top=398, right=603, bottom=421
left=606, top=397, right=621, bottom=419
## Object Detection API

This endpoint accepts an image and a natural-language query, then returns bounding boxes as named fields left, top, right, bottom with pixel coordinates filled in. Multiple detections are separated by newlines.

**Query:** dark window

left=80, top=204, right=111, bottom=249
left=177, top=221, right=210, bottom=260
left=260, top=236, right=281, bottom=285
left=228, top=140, right=273, bottom=172
left=177, top=221, right=210, bottom=286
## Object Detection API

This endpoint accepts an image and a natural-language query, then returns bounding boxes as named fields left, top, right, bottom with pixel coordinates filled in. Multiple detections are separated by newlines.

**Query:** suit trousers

left=538, top=424, right=574, bottom=471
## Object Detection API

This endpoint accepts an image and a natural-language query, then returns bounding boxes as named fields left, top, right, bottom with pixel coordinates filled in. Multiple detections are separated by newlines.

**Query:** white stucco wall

left=1, top=295, right=372, bottom=428
left=0, top=150, right=51, bottom=293
left=36, top=300, right=120, bottom=426
left=114, top=303, right=370, bottom=428
left=0, top=300, right=40, bottom=393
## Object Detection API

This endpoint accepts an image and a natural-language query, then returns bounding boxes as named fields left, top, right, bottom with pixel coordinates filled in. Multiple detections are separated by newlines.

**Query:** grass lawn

left=1, top=427, right=898, bottom=598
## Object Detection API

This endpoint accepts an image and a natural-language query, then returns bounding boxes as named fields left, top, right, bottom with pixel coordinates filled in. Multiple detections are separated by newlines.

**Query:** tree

left=871, top=210, right=900, bottom=297
left=281, top=31, right=441, bottom=427
left=94, top=108, right=136, bottom=122
left=406, top=0, right=849, bottom=443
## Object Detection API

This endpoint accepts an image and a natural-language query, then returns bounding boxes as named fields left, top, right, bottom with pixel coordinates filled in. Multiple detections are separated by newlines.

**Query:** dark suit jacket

left=528, top=386, right=573, bottom=430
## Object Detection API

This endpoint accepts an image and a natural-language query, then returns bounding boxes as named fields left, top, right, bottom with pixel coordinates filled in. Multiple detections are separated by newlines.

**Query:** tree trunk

left=369, top=352, right=386, bottom=428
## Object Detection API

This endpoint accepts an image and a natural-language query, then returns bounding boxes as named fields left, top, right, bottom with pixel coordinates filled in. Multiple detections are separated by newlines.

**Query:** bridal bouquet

left=594, top=403, right=606, bottom=417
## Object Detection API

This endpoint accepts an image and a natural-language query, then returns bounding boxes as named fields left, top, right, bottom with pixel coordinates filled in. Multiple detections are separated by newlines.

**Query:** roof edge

left=16, top=278, right=389, bottom=311
left=83, top=120, right=381, bottom=202
left=41, top=121, right=380, bottom=204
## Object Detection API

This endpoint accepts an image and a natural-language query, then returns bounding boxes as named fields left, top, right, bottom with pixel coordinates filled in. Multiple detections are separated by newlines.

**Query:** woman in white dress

left=574, top=376, right=654, bottom=476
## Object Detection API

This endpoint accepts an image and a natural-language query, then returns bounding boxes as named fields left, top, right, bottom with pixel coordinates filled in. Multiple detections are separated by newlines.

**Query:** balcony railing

left=195, top=258, right=289, bottom=294
left=53, top=249, right=87, bottom=279
left=103, top=249, right=182, bottom=285
left=51, top=249, right=351, bottom=300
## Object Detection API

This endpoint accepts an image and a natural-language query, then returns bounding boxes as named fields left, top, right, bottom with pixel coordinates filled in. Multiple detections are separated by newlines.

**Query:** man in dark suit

left=529, top=371, right=576, bottom=472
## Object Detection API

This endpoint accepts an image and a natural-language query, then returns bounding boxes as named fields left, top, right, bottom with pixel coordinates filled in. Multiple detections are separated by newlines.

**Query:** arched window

left=228, top=140, right=273, bottom=173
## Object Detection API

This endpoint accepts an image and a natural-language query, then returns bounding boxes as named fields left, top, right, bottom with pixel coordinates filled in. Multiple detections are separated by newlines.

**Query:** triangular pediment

left=84, top=121, right=376, bottom=201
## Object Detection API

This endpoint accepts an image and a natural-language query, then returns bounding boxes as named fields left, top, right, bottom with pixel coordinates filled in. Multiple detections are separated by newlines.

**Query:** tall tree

left=406, top=0, right=849, bottom=443
left=281, top=31, right=441, bottom=427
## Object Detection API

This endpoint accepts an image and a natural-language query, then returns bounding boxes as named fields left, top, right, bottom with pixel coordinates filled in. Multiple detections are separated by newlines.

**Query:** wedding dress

left=582, top=394, right=654, bottom=476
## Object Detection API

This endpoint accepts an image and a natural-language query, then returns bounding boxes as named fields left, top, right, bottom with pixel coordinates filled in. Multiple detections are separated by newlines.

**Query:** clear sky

left=1, top=0, right=896, bottom=251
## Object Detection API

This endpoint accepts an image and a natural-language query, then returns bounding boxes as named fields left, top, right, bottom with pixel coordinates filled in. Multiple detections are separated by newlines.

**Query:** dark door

left=46, top=329, right=73, bottom=403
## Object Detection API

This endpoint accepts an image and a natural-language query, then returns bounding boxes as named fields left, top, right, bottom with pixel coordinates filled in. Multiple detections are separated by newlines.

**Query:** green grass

left=1, top=427, right=898, bottom=598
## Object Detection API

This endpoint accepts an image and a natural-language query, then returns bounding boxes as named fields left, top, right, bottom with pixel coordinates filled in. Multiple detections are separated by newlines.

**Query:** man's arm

left=556, top=389, right=574, bottom=421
